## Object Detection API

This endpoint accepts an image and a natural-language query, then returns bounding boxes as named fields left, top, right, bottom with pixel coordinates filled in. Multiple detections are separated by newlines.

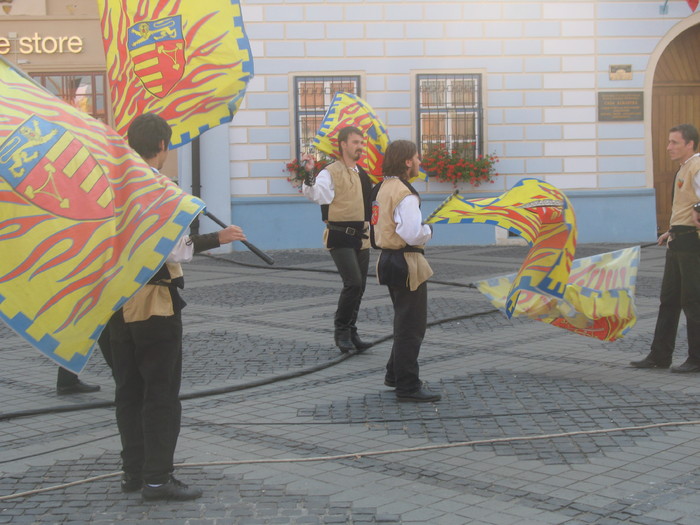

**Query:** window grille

left=293, top=75, right=361, bottom=158
left=417, top=73, right=482, bottom=159
left=31, top=72, right=109, bottom=123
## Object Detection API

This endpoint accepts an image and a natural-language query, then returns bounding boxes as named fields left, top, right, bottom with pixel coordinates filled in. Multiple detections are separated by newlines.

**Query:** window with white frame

left=293, top=75, right=361, bottom=158
left=416, top=73, right=482, bottom=159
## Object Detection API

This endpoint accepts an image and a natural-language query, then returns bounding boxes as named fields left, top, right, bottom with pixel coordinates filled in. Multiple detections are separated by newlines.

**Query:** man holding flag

left=370, top=140, right=441, bottom=403
left=301, top=126, right=373, bottom=353
left=631, top=124, right=700, bottom=373
left=110, top=113, right=246, bottom=501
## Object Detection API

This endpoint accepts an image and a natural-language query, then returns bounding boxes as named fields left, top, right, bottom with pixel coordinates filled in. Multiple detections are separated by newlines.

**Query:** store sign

left=0, top=33, right=83, bottom=55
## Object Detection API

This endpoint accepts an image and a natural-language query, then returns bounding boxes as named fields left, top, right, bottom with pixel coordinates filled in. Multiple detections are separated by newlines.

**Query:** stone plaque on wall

left=598, top=91, right=644, bottom=121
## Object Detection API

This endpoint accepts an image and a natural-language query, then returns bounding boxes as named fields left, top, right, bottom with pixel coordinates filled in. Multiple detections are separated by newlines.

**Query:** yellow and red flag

left=476, top=246, right=640, bottom=341
left=312, top=92, right=394, bottom=183
left=426, top=178, right=577, bottom=318
left=0, top=58, right=204, bottom=373
left=688, top=0, right=698, bottom=12
left=97, top=0, right=254, bottom=147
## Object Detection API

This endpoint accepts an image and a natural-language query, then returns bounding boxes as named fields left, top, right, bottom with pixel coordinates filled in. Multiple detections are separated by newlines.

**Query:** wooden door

left=652, top=25, right=700, bottom=234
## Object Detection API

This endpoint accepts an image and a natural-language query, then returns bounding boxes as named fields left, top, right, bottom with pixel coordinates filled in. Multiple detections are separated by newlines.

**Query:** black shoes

left=335, top=332, right=355, bottom=353
left=671, top=360, right=700, bottom=373
left=384, top=378, right=396, bottom=388
left=56, top=379, right=101, bottom=395
left=142, top=476, right=202, bottom=501
left=351, top=333, right=372, bottom=352
left=629, top=357, right=670, bottom=369
left=396, top=387, right=441, bottom=403
left=121, top=473, right=142, bottom=493
left=630, top=356, right=700, bottom=372
left=336, top=331, right=372, bottom=353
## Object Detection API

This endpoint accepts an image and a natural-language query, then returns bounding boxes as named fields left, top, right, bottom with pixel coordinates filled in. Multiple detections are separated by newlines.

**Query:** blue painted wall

left=230, top=188, right=658, bottom=251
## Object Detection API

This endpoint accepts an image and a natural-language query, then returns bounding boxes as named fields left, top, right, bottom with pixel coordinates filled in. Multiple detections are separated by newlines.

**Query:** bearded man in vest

left=370, top=140, right=441, bottom=402
left=631, top=124, right=700, bottom=373
left=301, top=126, right=373, bottom=353
left=110, top=113, right=247, bottom=501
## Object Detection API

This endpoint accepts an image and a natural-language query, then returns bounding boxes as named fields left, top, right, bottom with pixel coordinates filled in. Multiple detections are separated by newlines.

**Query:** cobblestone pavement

left=2, top=244, right=700, bottom=524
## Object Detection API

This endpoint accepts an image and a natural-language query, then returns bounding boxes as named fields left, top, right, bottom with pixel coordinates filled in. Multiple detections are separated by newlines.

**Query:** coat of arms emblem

left=127, top=15, right=185, bottom=98
left=0, top=116, right=114, bottom=220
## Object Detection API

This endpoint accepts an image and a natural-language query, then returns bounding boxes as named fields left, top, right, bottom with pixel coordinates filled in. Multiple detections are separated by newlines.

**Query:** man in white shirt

left=301, top=126, right=373, bottom=353
left=370, top=140, right=441, bottom=402
left=631, top=124, right=700, bottom=373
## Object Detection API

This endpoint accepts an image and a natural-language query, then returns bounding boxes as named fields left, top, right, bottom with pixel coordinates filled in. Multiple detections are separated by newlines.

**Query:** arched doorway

left=652, top=24, right=700, bottom=234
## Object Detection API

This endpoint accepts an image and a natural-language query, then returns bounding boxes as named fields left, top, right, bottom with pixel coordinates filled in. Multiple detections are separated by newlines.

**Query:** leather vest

left=373, top=178, right=433, bottom=291
left=122, top=263, right=183, bottom=322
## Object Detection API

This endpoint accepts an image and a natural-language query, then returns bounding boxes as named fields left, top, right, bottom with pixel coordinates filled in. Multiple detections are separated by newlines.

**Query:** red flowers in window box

left=421, top=145, right=499, bottom=187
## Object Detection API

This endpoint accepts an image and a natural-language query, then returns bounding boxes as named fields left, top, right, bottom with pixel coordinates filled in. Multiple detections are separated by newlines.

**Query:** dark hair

left=382, top=140, right=417, bottom=179
left=337, top=126, right=363, bottom=157
left=670, top=124, right=699, bottom=151
left=127, top=113, right=172, bottom=159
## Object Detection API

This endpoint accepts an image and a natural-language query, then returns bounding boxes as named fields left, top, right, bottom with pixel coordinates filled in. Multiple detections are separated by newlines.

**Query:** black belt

left=381, top=246, right=424, bottom=255
left=669, top=225, right=697, bottom=240
left=327, top=224, right=368, bottom=239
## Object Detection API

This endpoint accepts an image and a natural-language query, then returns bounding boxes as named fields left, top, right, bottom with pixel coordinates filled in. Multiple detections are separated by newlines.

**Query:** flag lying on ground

left=476, top=246, right=640, bottom=341
left=312, top=92, right=396, bottom=183
left=97, top=0, right=254, bottom=147
left=0, top=58, right=204, bottom=373
left=425, top=178, right=577, bottom=318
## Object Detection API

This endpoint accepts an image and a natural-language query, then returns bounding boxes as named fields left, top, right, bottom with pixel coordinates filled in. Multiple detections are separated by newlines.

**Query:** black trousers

left=385, top=281, right=427, bottom=394
left=329, top=247, right=369, bottom=336
left=109, top=309, right=183, bottom=484
left=649, top=248, right=700, bottom=365
left=56, top=330, right=113, bottom=387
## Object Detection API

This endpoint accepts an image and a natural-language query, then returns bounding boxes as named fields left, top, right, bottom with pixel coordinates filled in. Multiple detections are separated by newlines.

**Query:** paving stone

left=1, top=245, right=698, bottom=524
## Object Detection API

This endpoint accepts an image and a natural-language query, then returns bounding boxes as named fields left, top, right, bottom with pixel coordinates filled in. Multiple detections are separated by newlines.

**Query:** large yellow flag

left=426, top=178, right=577, bottom=317
left=312, top=92, right=393, bottom=183
left=476, top=247, right=640, bottom=341
left=0, top=58, right=204, bottom=373
left=97, top=0, right=254, bottom=147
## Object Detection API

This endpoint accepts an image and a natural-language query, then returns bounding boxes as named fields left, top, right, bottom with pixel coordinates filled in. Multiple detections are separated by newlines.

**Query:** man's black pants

left=385, top=281, right=427, bottom=394
left=109, top=309, right=182, bottom=485
left=649, top=248, right=700, bottom=365
left=330, top=247, right=369, bottom=337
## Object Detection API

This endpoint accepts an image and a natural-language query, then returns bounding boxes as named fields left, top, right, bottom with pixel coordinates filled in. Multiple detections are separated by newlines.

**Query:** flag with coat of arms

left=97, top=0, right=254, bottom=147
left=0, top=57, right=204, bottom=373
left=313, top=92, right=403, bottom=183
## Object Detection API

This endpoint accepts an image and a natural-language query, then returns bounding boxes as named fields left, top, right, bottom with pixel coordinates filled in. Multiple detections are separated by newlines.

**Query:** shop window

left=31, top=72, right=109, bottom=123
left=293, top=75, right=361, bottom=158
left=417, top=73, right=482, bottom=159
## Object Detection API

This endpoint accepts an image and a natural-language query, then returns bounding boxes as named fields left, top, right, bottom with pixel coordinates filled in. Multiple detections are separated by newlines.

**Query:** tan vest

left=322, top=161, right=370, bottom=249
left=374, top=178, right=433, bottom=291
left=122, top=263, right=183, bottom=322
left=670, top=154, right=700, bottom=228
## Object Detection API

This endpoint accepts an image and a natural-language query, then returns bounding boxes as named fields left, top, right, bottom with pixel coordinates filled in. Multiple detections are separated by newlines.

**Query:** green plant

left=421, top=145, right=498, bottom=187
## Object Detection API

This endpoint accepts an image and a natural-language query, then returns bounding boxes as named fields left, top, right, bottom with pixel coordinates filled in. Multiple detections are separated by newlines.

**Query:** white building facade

left=4, top=1, right=700, bottom=250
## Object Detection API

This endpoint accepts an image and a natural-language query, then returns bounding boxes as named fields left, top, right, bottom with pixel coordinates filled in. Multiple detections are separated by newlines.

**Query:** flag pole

left=424, top=189, right=459, bottom=224
left=202, top=210, right=275, bottom=265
